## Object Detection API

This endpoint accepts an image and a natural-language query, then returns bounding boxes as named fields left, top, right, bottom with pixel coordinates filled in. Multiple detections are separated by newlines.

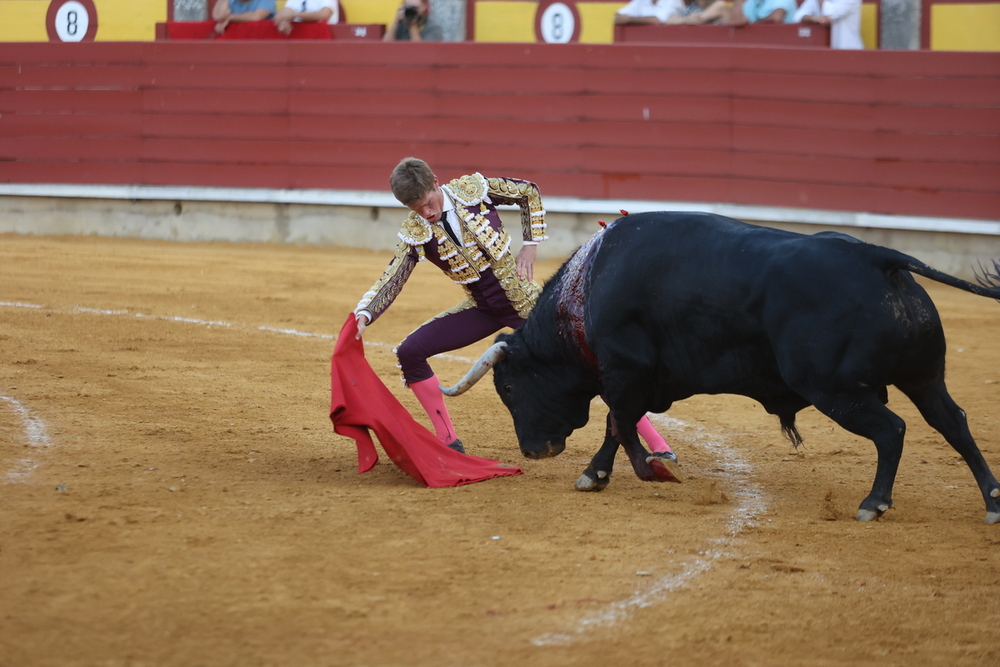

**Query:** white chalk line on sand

left=531, top=413, right=768, bottom=646
left=6, top=301, right=483, bottom=359
left=1, top=300, right=766, bottom=639
left=0, top=394, right=53, bottom=483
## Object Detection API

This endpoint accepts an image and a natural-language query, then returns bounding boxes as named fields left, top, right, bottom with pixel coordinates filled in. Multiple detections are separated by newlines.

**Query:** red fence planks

left=140, top=42, right=293, bottom=67
left=0, top=89, right=143, bottom=113
left=0, top=42, right=147, bottom=66
left=732, top=72, right=878, bottom=105
left=0, top=112, right=142, bottom=138
left=0, top=161, right=144, bottom=184
left=0, top=64, right=149, bottom=90
left=141, top=65, right=292, bottom=92
left=141, top=138, right=291, bottom=165
left=0, top=137, right=143, bottom=161
left=143, top=161, right=292, bottom=189
left=143, top=89, right=290, bottom=115
left=876, top=132, right=1000, bottom=164
left=873, top=76, right=1000, bottom=107
left=142, top=113, right=290, bottom=141
left=732, top=98, right=876, bottom=133
left=733, top=126, right=877, bottom=160
left=583, top=68, right=732, bottom=97
left=0, top=41, right=997, bottom=221
left=874, top=105, right=1000, bottom=136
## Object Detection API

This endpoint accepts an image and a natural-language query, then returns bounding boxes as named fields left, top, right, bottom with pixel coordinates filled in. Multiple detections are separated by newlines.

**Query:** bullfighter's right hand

left=355, top=313, right=370, bottom=339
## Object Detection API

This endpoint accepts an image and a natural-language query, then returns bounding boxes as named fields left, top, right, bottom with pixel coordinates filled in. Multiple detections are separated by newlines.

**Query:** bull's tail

left=780, top=415, right=804, bottom=449
left=873, top=248, right=1000, bottom=302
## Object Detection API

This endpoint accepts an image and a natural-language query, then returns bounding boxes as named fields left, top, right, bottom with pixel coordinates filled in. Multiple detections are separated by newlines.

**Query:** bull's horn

left=440, top=342, right=508, bottom=396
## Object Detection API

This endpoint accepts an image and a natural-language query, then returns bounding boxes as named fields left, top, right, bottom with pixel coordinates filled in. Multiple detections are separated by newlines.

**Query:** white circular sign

left=539, top=2, right=575, bottom=44
left=54, top=1, right=90, bottom=42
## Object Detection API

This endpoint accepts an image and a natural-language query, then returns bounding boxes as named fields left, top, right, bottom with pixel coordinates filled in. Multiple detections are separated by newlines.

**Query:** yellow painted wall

left=578, top=1, right=622, bottom=43
left=474, top=1, right=537, bottom=42
left=932, top=4, right=1000, bottom=51
left=340, top=0, right=398, bottom=24
left=0, top=0, right=165, bottom=42
left=95, top=0, right=165, bottom=41
left=861, top=4, right=877, bottom=49
left=0, top=1, right=53, bottom=41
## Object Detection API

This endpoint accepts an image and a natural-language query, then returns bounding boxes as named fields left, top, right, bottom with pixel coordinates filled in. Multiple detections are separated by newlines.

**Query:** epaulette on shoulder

left=443, top=173, right=488, bottom=207
left=398, top=212, right=432, bottom=245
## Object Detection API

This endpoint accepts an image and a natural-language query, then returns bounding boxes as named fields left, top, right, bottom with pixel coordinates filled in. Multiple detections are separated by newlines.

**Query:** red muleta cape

left=329, top=314, right=523, bottom=487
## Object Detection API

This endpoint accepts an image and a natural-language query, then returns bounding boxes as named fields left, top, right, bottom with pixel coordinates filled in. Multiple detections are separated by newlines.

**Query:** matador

left=354, top=157, right=678, bottom=473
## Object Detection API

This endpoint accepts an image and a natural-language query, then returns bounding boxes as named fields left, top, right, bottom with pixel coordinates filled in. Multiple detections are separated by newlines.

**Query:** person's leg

left=637, top=415, right=673, bottom=453
left=396, top=304, right=506, bottom=451
left=637, top=415, right=683, bottom=482
left=409, top=376, right=462, bottom=450
left=694, top=0, right=729, bottom=23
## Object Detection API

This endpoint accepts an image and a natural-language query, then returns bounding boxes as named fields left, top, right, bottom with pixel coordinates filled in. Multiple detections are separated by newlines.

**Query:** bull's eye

left=503, top=384, right=512, bottom=394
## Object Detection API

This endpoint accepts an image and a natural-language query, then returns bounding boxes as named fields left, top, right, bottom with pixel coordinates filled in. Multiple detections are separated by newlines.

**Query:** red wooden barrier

left=614, top=23, right=831, bottom=47
left=154, top=21, right=385, bottom=41
left=0, top=42, right=997, bottom=220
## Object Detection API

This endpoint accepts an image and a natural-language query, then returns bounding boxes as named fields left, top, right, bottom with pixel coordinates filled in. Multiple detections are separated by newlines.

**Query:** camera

left=403, top=4, right=419, bottom=20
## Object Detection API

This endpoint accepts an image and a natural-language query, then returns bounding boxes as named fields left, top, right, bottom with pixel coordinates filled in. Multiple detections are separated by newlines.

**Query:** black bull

left=443, top=212, right=1000, bottom=523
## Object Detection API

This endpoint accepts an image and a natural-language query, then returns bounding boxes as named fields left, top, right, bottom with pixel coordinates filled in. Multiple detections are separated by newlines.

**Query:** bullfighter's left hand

left=516, top=244, right=537, bottom=282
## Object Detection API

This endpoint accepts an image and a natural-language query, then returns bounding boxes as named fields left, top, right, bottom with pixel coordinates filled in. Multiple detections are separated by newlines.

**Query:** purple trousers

left=397, top=269, right=526, bottom=384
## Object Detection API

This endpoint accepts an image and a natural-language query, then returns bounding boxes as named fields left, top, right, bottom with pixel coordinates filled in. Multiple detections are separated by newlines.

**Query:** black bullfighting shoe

left=647, top=450, right=683, bottom=483
left=446, top=438, right=465, bottom=454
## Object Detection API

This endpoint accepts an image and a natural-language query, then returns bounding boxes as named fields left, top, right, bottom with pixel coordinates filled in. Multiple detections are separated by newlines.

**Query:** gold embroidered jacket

left=356, top=174, right=547, bottom=323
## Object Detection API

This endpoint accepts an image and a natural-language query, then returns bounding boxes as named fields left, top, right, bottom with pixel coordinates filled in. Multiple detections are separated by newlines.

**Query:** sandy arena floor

left=1, top=233, right=999, bottom=667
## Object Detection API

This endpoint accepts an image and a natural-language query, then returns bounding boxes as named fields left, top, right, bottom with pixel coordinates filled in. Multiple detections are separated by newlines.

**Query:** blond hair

left=390, top=157, right=436, bottom=206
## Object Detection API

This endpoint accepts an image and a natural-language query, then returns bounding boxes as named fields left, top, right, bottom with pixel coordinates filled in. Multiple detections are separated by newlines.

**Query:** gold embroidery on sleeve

left=355, top=241, right=417, bottom=322
left=492, top=251, right=542, bottom=319
left=486, top=177, right=547, bottom=243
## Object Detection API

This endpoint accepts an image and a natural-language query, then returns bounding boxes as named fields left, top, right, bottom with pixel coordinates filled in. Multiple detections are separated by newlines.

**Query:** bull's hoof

left=575, top=468, right=610, bottom=492
left=856, top=502, right=890, bottom=521
left=646, top=452, right=683, bottom=483
left=986, top=511, right=1000, bottom=525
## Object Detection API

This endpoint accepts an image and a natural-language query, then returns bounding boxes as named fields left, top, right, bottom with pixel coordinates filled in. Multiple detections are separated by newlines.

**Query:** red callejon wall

left=0, top=41, right=998, bottom=220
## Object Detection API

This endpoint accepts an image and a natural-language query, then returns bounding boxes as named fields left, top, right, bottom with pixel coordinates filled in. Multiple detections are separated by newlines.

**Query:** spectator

left=212, top=0, right=276, bottom=35
left=614, top=0, right=683, bottom=25
left=727, top=0, right=798, bottom=25
left=667, top=0, right=729, bottom=24
left=273, top=0, right=339, bottom=36
left=384, top=0, right=444, bottom=41
left=795, top=0, right=864, bottom=49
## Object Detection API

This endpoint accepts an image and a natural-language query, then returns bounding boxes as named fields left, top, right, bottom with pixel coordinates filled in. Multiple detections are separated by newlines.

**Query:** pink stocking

left=409, top=375, right=457, bottom=444
left=637, top=415, right=672, bottom=453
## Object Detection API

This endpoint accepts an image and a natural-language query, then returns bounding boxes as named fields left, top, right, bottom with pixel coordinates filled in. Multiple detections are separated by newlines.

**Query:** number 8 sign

left=47, top=0, right=99, bottom=42
left=534, top=1, right=581, bottom=44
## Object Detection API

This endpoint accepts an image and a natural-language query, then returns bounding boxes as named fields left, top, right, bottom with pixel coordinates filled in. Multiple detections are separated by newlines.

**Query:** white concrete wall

left=2, top=192, right=999, bottom=280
